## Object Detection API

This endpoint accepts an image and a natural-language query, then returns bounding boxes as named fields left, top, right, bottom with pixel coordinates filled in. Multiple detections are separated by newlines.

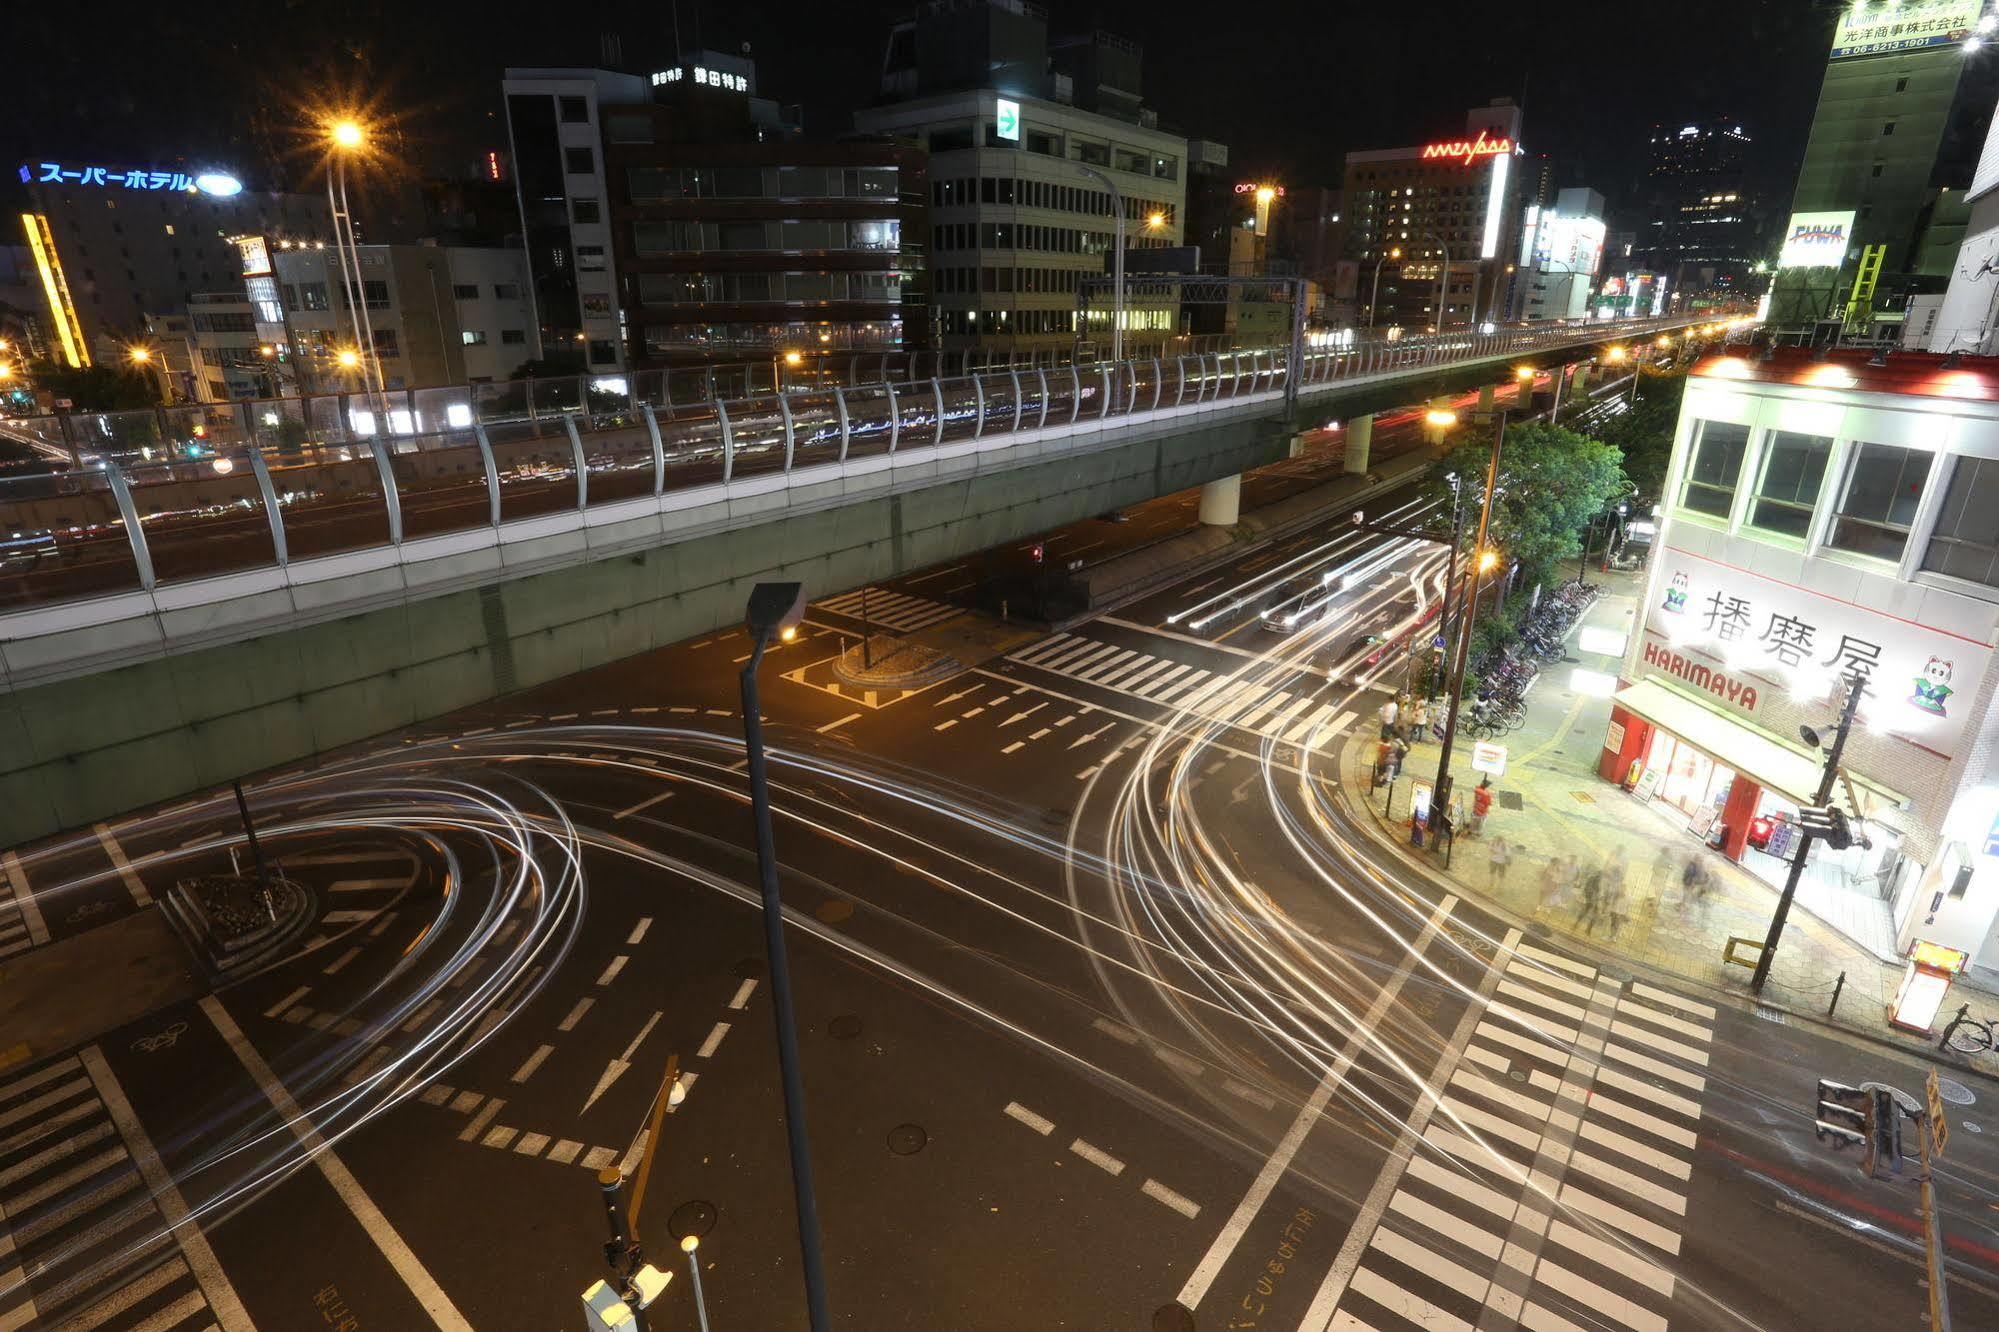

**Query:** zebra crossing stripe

left=1132, top=662, right=1192, bottom=696
left=1096, top=654, right=1160, bottom=686
left=1153, top=669, right=1210, bottom=703
left=1556, top=1182, right=1682, bottom=1256
left=1074, top=649, right=1140, bottom=681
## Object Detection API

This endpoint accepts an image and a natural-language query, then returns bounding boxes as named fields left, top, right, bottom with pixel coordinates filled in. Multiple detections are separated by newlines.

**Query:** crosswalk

left=1009, top=632, right=1358, bottom=747
left=0, top=854, right=48, bottom=962
left=1323, top=944, right=1717, bottom=1332
left=0, top=1050, right=235, bottom=1331
left=816, top=587, right=962, bottom=633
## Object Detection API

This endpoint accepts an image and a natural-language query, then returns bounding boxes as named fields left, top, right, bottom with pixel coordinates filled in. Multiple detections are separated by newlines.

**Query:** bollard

left=1828, top=970, right=1846, bottom=1017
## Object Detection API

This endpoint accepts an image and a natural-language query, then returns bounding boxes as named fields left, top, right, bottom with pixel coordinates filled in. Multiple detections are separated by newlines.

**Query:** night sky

left=11, top=0, right=1845, bottom=220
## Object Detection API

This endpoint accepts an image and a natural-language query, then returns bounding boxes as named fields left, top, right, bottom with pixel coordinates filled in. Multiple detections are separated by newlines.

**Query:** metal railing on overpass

left=0, top=314, right=1734, bottom=618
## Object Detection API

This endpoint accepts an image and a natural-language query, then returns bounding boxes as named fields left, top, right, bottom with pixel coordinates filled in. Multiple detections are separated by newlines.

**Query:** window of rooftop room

left=1679, top=419, right=1751, bottom=519
left=572, top=198, right=602, bottom=224
left=1921, top=455, right=1999, bottom=592
left=1075, top=140, right=1109, bottom=166
left=1747, top=431, right=1832, bottom=540
left=1827, top=441, right=1930, bottom=562
left=930, top=126, right=973, bottom=152
left=560, top=96, right=589, bottom=123
left=1026, top=130, right=1059, bottom=157
left=565, top=146, right=595, bottom=175
left=452, top=283, right=479, bottom=299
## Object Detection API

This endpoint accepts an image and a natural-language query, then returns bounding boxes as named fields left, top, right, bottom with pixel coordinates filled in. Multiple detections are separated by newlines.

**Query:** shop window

left=1679, top=420, right=1750, bottom=518
left=1747, top=431, right=1832, bottom=538
left=1828, top=441, right=1929, bottom=561
left=1921, top=454, right=1999, bottom=589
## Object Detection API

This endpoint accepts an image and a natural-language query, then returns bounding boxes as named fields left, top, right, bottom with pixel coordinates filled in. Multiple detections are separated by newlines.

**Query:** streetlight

left=1430, top=409, right=1510, bottom=865
left=325, top=116, right=386, bottom=409
left=1421, top=231, right=1452, bottom=333
left=1367, top=247, right=1402, bottom=328
left=738, top=582, right=831, bottom=1332
left=1076, top=165, right=1125, bottom=363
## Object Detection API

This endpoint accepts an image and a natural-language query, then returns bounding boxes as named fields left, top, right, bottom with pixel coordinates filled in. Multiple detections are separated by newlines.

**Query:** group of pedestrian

left=1515, top=842, right=1717, bottom=940
left=1378, top=694, right=1433, bottom=746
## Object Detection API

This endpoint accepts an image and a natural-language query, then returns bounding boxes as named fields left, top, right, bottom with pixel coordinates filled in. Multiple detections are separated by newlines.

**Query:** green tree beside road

left=1589, top=369, right=1686, bottom=504
left=1433, top=418, right=1626, bottom=588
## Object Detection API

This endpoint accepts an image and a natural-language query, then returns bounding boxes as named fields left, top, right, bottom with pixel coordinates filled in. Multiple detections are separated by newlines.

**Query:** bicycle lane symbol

left=131, top=1021, right=188, bottom=1054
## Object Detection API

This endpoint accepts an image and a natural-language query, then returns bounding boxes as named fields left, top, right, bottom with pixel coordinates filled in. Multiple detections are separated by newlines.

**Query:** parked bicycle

left=1938, top=1004, right=1996, bottom=1055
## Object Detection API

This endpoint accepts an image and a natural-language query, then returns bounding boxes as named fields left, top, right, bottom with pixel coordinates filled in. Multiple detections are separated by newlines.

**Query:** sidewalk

left=1337, top=565, right=1999, bottom=1069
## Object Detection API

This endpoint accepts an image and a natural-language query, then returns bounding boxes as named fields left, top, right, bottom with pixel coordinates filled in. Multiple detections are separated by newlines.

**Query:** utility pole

left=1751, top=674, right=1865, bottom=991
left=1430, top=411, right=1507, bottom=861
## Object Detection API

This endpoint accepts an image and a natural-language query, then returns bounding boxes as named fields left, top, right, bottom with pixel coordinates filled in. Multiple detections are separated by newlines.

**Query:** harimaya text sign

left=1640, top=548, right=1991, bottom=759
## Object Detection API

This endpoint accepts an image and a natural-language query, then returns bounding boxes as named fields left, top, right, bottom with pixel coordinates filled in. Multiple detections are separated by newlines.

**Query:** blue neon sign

left=19, top=162, right=242, bottom=195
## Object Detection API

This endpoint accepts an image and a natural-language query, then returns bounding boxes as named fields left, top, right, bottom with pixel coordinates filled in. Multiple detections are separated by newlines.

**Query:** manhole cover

left=887, top=1123, right=927, bottom=1155
left=1753, top=1006, right=1787, bottom=1025
left=815, top=899, right=854, bottom=924
left=731, top=957, right=766, bottom=980
left=828, top=1014, right=863, bottom=1039
left=667, top=1200, right=717, bottom=1241
left=1496, top=791, right=1524, bottom=811
left=1937, top=1077, right=1976, bottom=1106
left=1152, top=1304, right=1195, bottom=1332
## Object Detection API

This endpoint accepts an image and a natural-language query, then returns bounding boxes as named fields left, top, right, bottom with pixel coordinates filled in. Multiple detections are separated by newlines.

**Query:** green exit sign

left=995, top=98, right=1020, bottom=142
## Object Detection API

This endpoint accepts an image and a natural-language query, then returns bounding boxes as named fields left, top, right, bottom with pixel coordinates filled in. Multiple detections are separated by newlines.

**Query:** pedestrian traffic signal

left=1029, top=542, right=1045, bottom=565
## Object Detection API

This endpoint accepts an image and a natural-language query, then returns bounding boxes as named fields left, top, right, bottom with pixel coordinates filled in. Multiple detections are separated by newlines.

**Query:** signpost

left=1470, top=741, right=1507, bottom=776
left=995, top=98, right=1021, bottom=142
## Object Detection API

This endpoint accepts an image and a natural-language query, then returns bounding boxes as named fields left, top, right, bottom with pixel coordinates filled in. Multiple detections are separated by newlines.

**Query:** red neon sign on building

left=1418, top=130, right=1514, bottom=167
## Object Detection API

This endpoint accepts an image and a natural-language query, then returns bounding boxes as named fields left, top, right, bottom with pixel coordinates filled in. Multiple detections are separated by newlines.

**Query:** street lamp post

left=1421, top=232, right=1452, bottom=333
left=1367, top=247, right=1403, bottom=329
left=1076, top=165, right=1125, bottom=364
left=738, top=582, right=832, bottom=1332
left=1431, top=410, right=1508, bottom=863
left=326, top=119, right=387, bottom=413
left=1750, top=676, right=1865, bottom=992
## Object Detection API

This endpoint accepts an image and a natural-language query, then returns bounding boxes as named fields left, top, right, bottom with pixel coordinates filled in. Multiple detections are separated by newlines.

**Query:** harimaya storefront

left=1604, top=347, right=1999, bottom=972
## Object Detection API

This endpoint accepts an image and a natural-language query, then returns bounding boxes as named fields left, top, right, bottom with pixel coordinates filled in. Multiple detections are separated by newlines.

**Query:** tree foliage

left=1588, top=370, right=1685, bottom=505
left=28, top=359, right=160, bottom=412
left=1431, top=418, right=1626, bottom=588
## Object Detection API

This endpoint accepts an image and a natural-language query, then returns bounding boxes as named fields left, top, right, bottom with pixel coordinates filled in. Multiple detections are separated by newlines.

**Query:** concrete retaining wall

left=0, top=413, right=1289, bottom=846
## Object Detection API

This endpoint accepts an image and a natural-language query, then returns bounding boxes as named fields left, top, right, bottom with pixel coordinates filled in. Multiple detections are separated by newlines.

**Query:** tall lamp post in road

left=1430, top=410, right=1508, bottom=863
left=1366, top=246, right=1402, bottom=328
left=325, top=118, right=387, bottom=412
left=1076, top=164, right=1125, bottom=363
left=738, top=582, right=832, bottom=1332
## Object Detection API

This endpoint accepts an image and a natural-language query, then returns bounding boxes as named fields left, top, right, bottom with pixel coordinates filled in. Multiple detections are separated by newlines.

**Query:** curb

left=1328, top=726, right=1999, bottom=1088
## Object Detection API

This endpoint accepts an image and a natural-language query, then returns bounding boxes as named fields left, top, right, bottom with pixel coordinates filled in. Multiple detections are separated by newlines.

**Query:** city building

left=504, top=56, right=926, bottom=371
left=1922, top=87, right=1999, bottom=351
left=15, top=157, right=330, bottom=368
left=1513, top=187, right=1607, bottom=321
left=143, top=292, right=266, bottom=402
left=855, top=0, right=1186, bottom=354
left=1335, top=100, right=1528, bottom=331
left=251, top=241, right=538, bottom=392
left=1629, top=121, right=1760, bottom=304
left=1769, top=0, right=1999, bottom=332
left=1606, top=345, right=1999, bottom=976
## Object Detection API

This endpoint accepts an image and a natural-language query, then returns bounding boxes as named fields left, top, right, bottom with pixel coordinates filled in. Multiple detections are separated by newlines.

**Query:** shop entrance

left=1645, top=729, right=1734, bottom=829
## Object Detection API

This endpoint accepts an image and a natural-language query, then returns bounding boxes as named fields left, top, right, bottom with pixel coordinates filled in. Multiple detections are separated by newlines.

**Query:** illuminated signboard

left=19, top=162, right=240, bottom=195
left=486, top=150, right=502, bottom=182
left=21, top=212, right=89, bottom=369
left=1419, top=131, right=1514, bottom=167
left=1832, top=0, right=1982, bottom=59
left=995, top=98, right=1021, bottom=142
left=651, top=66, right=749, bottom=92
left=1233, top=183, right=1285, bottom=196
left=234, top=234, right=272, bottom=277
left=1779, top=210, right=1857, bottom=269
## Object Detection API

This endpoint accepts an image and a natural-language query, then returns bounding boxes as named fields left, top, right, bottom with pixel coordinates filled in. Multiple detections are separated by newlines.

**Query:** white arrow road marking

left=1068, top=722, right=1116, bottom=750
left=999, top=702, right=1048, bottom=727
left=583, top=1011, right=662, bottom=1113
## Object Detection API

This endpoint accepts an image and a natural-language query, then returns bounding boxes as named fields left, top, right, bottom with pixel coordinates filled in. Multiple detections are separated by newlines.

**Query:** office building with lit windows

left=15, top=159, right=329, bottom=368
left=1630, top=121, right=1759, bottom=303
left=504, top=56, right=928, bottom=371
left=855, top=2, right=1186, bottom=353
left=1608, top=346, right=1999, bottom=978
left=1335, top=101, right=1527, bottom=331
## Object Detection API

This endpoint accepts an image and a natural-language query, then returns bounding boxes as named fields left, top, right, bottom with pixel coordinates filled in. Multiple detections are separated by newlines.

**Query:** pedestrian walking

left=1408, top=697, right=1431, bottom=744
left=1487, top=835, right=1513, bottom=890
left=1552, top=854, right=1580, bottom=914
left=1575, top=859, right=1606, bottom=932
left=1468, top=777, right=1494, bottom=838
left=1378, top=696, right=1400, bottom=741
left=1537, top=855, right=1562, bottom=913
left=1649, top=844, right=1674, bottom=899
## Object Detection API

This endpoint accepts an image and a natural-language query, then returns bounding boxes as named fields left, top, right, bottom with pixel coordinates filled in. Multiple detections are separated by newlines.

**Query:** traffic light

left=1815, top=1080, right=1905, bottom=1178
left=1029, top=542, right=1045, bottom=565
left=1797, top=804, right=1867, bottom=851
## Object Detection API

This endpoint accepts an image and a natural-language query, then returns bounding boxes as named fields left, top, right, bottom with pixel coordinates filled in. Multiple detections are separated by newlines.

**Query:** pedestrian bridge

left=0, top=314, right=1719, bottom=842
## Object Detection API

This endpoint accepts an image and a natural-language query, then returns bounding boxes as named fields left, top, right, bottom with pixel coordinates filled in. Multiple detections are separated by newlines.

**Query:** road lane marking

left=615, top=790, right=675, bottom=820
left=627, top=917, right=652, bottom=946
left=1177, top=896, right=1460, bottom=1311
left=1612, top=996, right=1713, bottom=1044
left=727, top=979, right=757, bottom=1010
left=596, top=956, right=628, bottom=987
left=200, top=998, right=473, bottom=1330
left=1003, top=1101, right=1054, bottom=1135
left=696, top=1022, right=731, bottom=1060
left=322, top=946, right=363, bottom=976
left=1567, top=1150, right=1685, bottom=1215
left=1599, top=1041, right=1705, bottom=1092
left=1221, top=1078, right=1277, bottom=1111
left=1388, top=1189, right=1504, bottom=1260
left=1557, top=1182, right=1680, bottom=1255
left=93, top=824, right=153, bottom=908
left=1534, top=1256, right=1667, bottom=1332
left=482, top=1126, right=518, bottom=1150
left=548, top=1140, right=584, bottom=1165
left=1001, top=741, right=1025, bottom=754
left=1575, top=1121, right=1691, bottom=1180
left=2, top=853, right=49, bottom=946
left=1350, top=1267, right=1471, bottom=1332
left=511, top=1045, right=555, bottom=1084
left=1627, top=982, right=1715, bottom=1019
left=1090, top=1017, right=1138, bottom=1044
left=934, top=719, right=959, bottom=732
left=459, top=1097, right=505, bottom=1143
left=558, top=998, right=595, bottom=1032
left=263, top=986, right=311, bottom=1019
left=817, top=712, right=862, bottom=733
left=1545, top=1218, right=1674, bottom=1297
left=1069, top=1138, right=1126, bottom=1177
left=1141, top=1179, right=1200, bottom=1219
left=514, top=1132, right=551, bottom=1157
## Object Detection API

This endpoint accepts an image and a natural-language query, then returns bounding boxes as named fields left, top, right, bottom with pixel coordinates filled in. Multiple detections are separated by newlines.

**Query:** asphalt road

left=4, top=379, right=1997, bottom=1332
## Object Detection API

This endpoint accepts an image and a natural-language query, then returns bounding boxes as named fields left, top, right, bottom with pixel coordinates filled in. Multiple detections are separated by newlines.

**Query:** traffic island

left=830, top=635, right=962, bottom=689
left=160, top=871, right=317, bottom=981
left=0, top=909, right=201, bottom=1073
